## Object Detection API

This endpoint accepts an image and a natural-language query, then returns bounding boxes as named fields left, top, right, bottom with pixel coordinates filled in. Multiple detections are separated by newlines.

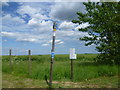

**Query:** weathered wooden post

left=71, top=58, right=73, bottom=81
left=28, top=50, right=31, bottom=76
left=49, top=22, right=57, bottom=88
left=9, top=49, right=12, bottom=72
left=70, top=48, right=77, bottom=81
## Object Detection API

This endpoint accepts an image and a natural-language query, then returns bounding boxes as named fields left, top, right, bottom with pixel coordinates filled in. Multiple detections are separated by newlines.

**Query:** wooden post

left=49, top=58, right=53, bottom=88
left=28, top=50, right=31, bottom=76
left=9, top=49, right=12, bottom=72
left=49, top=22, right=56, bottom=88
left=70, top=48, right=76, bottom=81
left=70, top=59, right=73, bottom=81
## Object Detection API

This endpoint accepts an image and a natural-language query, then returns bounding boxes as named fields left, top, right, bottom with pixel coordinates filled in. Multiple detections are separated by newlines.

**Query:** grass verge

left=2, top=73, right=118, bottom=88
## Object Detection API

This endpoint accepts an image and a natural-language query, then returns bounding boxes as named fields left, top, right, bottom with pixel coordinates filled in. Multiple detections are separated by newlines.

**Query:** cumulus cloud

left=1, top=14, right=32, bottom=32
left=28, top=18, right=38, bottom=26
left=16, top=4, right=52, bottom=34
left=1, top=13, right=52, bottom=44
left=59, top=21, right=77, bottom=31
left=42, top=43, right=49, bottom=46
left=1, top=32, right=17, bottom=37
left=57, top=21, right=89, bottom=40
left=17, top=5, right=48, bottom=20
left=1, top=31, right=43, bottom=43
left=28, top=19, right=53, bottom=32
left=2, top=2, right=89, bottom=46
left=2, top=14, right=25, bottom=25
left=16, top=38, right=39, bottom=42
left=17, top=5, right=39, bottom=17
left=50, top=2, right=86, bottom=21
left=56, top=30, right=89, bottom=41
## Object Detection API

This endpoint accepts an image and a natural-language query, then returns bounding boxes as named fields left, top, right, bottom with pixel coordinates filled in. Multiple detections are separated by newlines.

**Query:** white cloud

left=1, top=14, right=32, bottom=33
left=1, top=0, right=10, bottom=2
left=16, top=4, right=52, bottom=33
left=48, top=39, right=64, bottom=45
left=28, top=19, right=53, bottom=31
left=1, top=14, right=52, bottom=44
left=59, top=21, right=77, bottom=31
left=15, top=3, right=88, bottom=44
left=55, top=40, right=64, bottom=44
left=17, top=5, right=39, bottom=17
left=42, top=43, right=49, bottom=46
left=17, top=5, right=48, bottom=20
left=55, top=40, right=62, bottom=43
left=1, top=31, right=42, bottom=43
left=28, top=20, right=53, bottom=37
left=28, top=18, right=38, bottom=26
left=56, top=30, right=89, bottom=41
left=5, top=0, right=55, bottom=2
left=2, top=2, right=89, bottom=47
left=1, top=32, right=17, bottom=37
left=57, top=41, right=63, bottom=44
left=57, top=21, right=89, bottom=40
left=2, top=14, right=25, bottom=25
left=16, top=38, right=39, bottom=42
left=75, top=22, right=89, bottom=30
left=0, top=0, right=98, bottom=2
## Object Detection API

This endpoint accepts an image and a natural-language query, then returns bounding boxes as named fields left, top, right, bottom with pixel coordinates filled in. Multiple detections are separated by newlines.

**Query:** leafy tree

left=72, top=2, right=120, bottom=64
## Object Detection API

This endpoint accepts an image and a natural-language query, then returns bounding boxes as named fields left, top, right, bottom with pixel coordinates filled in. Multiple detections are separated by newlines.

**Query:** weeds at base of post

left=45, top=75, right=53, bottom=88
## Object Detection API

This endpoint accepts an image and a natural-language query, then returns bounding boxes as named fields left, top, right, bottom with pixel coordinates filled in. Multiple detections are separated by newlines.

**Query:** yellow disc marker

left=53, top=29, right=56, bottom=31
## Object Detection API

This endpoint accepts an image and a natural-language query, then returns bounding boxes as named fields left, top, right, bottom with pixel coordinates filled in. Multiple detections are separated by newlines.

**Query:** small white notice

left=70, top=48, right=77, bottom=59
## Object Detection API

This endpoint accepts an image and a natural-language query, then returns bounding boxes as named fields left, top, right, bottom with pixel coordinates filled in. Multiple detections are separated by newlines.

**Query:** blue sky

left=1, top=1, right=98, bottom=55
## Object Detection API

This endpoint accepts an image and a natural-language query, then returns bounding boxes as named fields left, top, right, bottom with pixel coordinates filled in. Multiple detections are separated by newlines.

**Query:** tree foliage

left=72, top=2, right=120, bottom=64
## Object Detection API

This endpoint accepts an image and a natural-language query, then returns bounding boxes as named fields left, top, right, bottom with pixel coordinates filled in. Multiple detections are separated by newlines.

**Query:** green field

left=2, top=54, right=119, bottom=88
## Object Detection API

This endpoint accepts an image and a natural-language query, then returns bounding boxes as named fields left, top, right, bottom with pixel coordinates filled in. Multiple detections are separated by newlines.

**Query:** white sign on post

left=70, top=48, right=77, bottom=59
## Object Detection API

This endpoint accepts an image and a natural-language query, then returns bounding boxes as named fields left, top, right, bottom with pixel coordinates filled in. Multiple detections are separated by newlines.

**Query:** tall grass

left=2, top=54, right=118, bottom=82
